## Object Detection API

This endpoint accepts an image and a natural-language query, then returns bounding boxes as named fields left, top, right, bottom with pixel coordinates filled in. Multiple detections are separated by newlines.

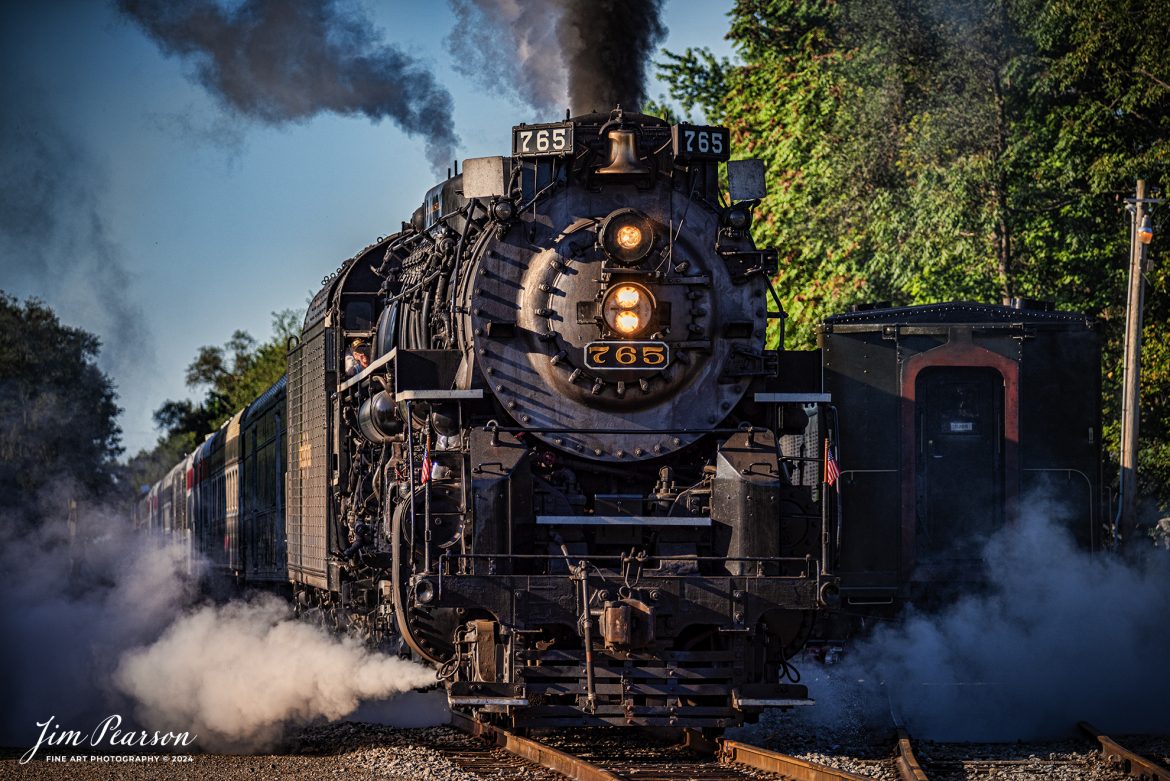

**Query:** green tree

left=656, top=0, right=1170, bottom=511
left=0, top=293, right=122, bottom=525
left=122, top=310, right=299, bottom=489
left=184, top=309, right=299, bottom=421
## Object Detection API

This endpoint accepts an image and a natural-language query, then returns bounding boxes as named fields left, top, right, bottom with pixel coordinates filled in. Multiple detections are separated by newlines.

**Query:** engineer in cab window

left=345, top=338, right=370, bottom=377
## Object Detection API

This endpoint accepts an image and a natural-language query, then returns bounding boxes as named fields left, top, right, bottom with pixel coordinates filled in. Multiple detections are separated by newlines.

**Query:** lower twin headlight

left=603, top=283, right=654, bottom=337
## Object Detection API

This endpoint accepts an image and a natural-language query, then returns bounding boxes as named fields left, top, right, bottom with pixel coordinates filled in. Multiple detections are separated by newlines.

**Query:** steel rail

left=894, top=729, right=929, bottom=781
left=719, top=739, right=876, bottom=781
left=449, top=711, right=626, bottom=781
left=1079, top=721, right=1169, bottom=781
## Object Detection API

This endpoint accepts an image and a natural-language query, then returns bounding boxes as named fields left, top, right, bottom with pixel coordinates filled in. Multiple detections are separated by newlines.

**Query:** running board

left=537, top=515, right=711, bottom=526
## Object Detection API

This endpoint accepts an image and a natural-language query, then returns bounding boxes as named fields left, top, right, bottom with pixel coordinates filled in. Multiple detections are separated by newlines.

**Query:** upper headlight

left=616, top=225, right=643, bottom=250
left=613, top=285, right=641, bottom=309
left=602, top=282, right=653, bottom=337
left=600, top=208, right=655, bottom=265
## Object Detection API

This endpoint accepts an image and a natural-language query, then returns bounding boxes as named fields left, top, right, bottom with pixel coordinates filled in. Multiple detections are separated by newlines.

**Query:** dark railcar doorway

left=915, top=366, right=1005, bottom=559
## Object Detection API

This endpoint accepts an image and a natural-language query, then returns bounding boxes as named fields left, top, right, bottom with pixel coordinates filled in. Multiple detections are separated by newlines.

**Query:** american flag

left=824, top=441, right=840, bottom=487
left=420, top=445, right=433, bottom=486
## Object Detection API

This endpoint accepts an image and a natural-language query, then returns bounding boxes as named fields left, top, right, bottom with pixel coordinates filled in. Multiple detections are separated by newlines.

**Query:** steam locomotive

left=136, top=108, right=1103, bottom=729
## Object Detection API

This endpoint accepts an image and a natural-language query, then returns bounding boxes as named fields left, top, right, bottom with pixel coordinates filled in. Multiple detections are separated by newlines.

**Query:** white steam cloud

left=115, top=595, right=437, bottom=751
left=784, top=501, right=1170, bottom=742
left=2, top=496, right=443, bottom=753
left=0, top=502, right=193, bottom=744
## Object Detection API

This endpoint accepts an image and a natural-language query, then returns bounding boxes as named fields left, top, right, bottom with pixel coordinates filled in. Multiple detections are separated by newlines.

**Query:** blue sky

left=0, top=1, right=737, bottom=454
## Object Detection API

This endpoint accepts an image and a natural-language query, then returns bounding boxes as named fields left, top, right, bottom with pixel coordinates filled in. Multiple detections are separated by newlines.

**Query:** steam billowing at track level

left=0, top=503, right=444, bottom=753
left=133, top=91, right=1111, bottom=735
left=739, top=504, right=1170, bottom=743
left=115, top=596, right=437, bottom=751
left=117, top=0, right=459, bottom=173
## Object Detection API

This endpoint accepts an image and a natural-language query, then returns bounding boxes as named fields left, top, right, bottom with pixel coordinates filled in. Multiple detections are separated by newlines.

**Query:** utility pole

left=1119, top=180, right=1158, bottom=545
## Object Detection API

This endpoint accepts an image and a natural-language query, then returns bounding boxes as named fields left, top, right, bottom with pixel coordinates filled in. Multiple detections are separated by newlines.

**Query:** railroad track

left=446, top=712, right=1170, bottom=781
left=1080, top=722, right=1170, bottom=781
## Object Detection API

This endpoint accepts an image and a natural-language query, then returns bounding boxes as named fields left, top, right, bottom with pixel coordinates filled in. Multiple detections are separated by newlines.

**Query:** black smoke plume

left=447, top=0, right=667, bottom=115
left=0, top=109, right=149, bottom=386
left=118, top=0, right=459, bottom=173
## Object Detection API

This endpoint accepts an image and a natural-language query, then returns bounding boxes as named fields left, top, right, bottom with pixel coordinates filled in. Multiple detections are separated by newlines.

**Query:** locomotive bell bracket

left=728, top=158, right=766, bottom=202
left=462, top=156, right=508, bottom=198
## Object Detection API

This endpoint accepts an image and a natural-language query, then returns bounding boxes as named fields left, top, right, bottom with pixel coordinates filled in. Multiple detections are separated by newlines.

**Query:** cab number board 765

left=670, top=123, right=731, bottom=163
left=584, top=341, right=670, bottom=370
left=512, top=122, right=574, bottom=157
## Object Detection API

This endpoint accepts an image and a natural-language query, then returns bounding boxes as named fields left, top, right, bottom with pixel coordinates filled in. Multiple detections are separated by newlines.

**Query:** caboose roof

left=823, top=300, right=1092, bottom=328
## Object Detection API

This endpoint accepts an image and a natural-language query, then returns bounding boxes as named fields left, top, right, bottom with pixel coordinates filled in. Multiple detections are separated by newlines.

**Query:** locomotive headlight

left=600, top=208, right=655, bottom=265
left=602, top=282, right=653, bottom=337
left=616, top=224, right=643, bottom=250
left=615, top=311, right=641, bottom=334
left=613, top=284, right=641, bottom=308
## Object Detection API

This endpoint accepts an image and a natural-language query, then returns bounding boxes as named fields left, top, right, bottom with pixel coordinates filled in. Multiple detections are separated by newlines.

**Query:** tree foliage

left=122, top=310, right=299, bottom=490
left=657, top=0, right=1170, bottom=511
left=0, top=293, right=122, bottom=525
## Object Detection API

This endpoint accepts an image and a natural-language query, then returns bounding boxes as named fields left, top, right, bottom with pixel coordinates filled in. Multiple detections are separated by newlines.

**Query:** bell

left=596, top=129, right=650, bottom=175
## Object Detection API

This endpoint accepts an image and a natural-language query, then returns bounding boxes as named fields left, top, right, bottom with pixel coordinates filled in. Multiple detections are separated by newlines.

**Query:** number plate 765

left=584, top=341, right=670, bottom=370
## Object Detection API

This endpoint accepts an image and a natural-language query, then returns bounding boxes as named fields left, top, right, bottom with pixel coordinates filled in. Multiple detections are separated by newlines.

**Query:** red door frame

left=899, top=339, right=1019, bottom=578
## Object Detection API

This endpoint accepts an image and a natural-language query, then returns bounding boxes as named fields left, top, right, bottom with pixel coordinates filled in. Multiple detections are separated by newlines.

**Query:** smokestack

left=118, top=0, right=459, bottom=173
